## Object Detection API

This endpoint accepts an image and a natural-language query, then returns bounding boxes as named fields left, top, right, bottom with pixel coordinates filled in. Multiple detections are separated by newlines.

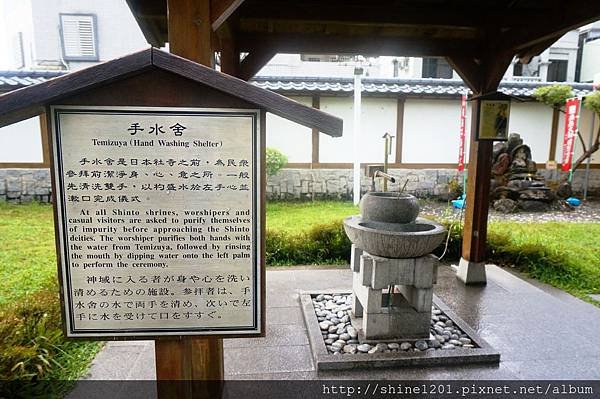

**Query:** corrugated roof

left=0, top=70, right=65, bottom=91
left=251, top=76, right=595, bottom=98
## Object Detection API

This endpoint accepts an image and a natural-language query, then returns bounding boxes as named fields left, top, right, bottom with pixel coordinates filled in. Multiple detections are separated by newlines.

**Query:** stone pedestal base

left=456, top=258, right=487, bottom=285
left=350, top=245, right=439, bottom=340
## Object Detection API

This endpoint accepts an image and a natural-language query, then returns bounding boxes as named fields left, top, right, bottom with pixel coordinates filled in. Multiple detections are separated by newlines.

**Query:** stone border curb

left=300, top=291, right=500, bottom=371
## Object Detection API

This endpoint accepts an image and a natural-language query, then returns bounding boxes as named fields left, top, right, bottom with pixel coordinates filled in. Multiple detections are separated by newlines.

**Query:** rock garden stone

left=313, top=294, right=477, bottom=356
left=357, top=344, right=372, bottom=353
left=415, top=340, right=428, bottom=351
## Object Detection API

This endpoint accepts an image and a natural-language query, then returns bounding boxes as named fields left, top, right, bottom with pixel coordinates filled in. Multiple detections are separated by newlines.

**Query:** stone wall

left=267, top=168, right=461, bottom=200
left=267, top=168, right=600, bottom=201
left=0, top=169, right=52, bottom=203
left=0, top=167, right=598, bottom=203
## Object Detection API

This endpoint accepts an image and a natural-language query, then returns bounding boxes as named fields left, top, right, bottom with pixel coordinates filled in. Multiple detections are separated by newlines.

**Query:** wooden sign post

left=0, top=47, right=342, bottom=399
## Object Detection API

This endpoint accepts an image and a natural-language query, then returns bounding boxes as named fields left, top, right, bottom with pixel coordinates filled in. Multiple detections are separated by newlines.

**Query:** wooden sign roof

left=0, top=48, right=343, bottom=137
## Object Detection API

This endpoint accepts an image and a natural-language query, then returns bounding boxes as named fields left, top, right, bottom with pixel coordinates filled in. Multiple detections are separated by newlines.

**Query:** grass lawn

left=266, top=201, right=358, bottom=233
left=0, top=202, right=102, bottom=397
left=0, top=202, right=57, bottom=305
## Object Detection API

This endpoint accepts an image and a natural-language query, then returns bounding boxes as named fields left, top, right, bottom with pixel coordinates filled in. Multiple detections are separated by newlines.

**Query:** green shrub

left=533, top=84, right=574, bottom=108
left=266, top=148, right=288, bottom=176
left=0, top=281, right=101, bottom=398
left=266, top=222, right=351, bottom=265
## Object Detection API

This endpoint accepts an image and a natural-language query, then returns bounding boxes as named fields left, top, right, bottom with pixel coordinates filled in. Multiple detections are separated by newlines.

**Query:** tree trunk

left=572, top=122, right=600, bottom=171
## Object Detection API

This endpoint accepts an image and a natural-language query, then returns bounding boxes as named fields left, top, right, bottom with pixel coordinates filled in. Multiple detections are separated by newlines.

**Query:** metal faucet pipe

left=374, top=170, right=396, bottom=183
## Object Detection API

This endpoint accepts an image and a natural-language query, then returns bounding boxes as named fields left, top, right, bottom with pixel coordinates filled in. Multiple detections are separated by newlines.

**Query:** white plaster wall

left=507, top=102, right=553, bottom=163
left=573, top=108, right=599, bottom=165
left=553, top=107, right=599, bottom=165
left=402, top=98, right=471, bottom=164
left=580, top=39, right=600, bottom=83
left=265, top=96, right=312, bottom=162
left=318, top=97, right=397, bottom=163
left=0, top=117, right=43, bottom=163
left=30, top=0, right=147, bottom=71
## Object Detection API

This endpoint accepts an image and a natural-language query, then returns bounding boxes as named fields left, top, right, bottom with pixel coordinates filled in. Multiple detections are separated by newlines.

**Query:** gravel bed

left=420, top=199, right=600, bottom=223
left=312, top=294, right=477, bottom=355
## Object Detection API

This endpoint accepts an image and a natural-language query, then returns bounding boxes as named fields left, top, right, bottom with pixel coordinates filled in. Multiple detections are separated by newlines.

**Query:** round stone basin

left=360, top=192, right=419, bottom=224
left=343, top=216, right=446, bottom=258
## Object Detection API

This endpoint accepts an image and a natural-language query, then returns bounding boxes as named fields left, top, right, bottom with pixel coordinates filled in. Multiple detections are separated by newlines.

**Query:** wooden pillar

left=548, top=107, right=560, bottom=161
left=395, top=97, right=405, bottom=164
left=40, top=112, right=50, bottom=167
left=448, top=52, right=513, bottom=285
left=156, top=1, right=223, bottom=398
left=167, top=0, right=214, bottom=67
left=311, top=95, right=320, bottom=166
left=460, top=98, right=493, bottom=263
left=456, top=95, right=494, bottom=284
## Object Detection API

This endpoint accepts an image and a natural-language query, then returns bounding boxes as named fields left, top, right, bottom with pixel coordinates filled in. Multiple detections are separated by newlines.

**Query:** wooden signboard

left=0, top=48, right=342, bottom=342
left=51, top=106, right=262, bottom=337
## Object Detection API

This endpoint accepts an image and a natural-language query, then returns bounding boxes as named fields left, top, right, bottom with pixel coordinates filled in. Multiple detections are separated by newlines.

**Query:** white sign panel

left=51, top=106, right=261, bottom=337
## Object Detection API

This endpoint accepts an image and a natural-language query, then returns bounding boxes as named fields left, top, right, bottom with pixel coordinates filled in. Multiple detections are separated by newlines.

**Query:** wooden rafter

left=210, top=0, right=245, bottom=31
left=239, top=48, right=276, bottom=80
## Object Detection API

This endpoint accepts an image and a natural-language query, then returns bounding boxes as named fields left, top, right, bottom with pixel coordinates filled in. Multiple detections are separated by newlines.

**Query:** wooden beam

left=210, top=0, right=245, bottom=31
left=238, top=33, right=477, bottom=57
left=446, top=56, right=481, bottom=94
left=498, top=2, right=600, bottom=53
left=395, top=97, right=405, bottom=163
left=239, top=49, right=275, bottom=81
left=159, top=1, right=221, bottom=397
left=236, top=2, right=543, bottom=29
left=168, top=0, right=214, bottom=67
left=311, top=95, right=320, bottom=165
left=0, top=49, right=153, bottom=129
left=218, top=23, right=240, bottom=76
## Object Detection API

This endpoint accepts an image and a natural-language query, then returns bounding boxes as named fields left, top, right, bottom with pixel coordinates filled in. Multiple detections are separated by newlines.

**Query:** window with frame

left=421, top=57, right=453, bottom=78
left=547, top=59, right=568, bottom=82
left=60, top=14, right=98, bottom=61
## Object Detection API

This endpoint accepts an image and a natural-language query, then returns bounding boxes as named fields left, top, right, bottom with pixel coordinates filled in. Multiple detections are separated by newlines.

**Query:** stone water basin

left=343, top=216, right=446, bottom=258
left=359, top=192, right=419, bottom=224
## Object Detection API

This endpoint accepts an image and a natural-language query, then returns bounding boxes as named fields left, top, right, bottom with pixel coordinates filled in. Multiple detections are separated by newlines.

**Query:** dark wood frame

left=475, top=98, right=511, bottom=142
left=48, top=105, right=265, bottom=340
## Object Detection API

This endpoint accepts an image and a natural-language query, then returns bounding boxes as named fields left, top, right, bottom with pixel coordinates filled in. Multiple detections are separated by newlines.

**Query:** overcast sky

left=0, top=0, right=33, bottom=69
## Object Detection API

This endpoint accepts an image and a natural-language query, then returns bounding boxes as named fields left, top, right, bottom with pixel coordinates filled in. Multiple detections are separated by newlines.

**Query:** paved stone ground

left=71, top=264, right=600, bottom=388
left=420, top=198, right=600, bottom=223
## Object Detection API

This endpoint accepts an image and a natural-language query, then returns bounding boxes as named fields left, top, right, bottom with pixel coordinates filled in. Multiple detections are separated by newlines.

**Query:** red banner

left=457, top=94, right=467, bottom=172
left=561, top=97, right=581, bottom=172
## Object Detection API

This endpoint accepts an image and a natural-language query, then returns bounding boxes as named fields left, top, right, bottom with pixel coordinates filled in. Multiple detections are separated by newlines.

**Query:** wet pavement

left=76, top=265, right=600, bottom=382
